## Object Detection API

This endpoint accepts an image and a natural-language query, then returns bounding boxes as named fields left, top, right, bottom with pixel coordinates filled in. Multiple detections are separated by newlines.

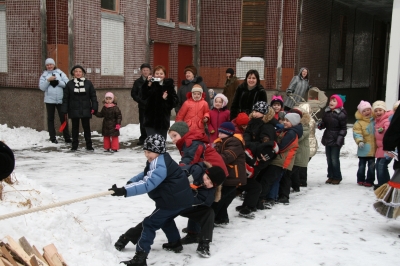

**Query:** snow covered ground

left=0, top=123, right=399, bottom=266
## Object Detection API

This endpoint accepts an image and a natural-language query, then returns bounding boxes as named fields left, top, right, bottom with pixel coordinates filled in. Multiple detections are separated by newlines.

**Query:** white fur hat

left=214, top=93, right=228, bottom=107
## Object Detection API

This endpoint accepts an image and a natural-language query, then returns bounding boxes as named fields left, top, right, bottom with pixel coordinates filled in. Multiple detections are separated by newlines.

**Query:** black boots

left=196, top=240, right=211, bottom=258
left=114, top=234, right=130, bottom=251
left=162, top=240, right=183, bottom=253
left=180, top=232, right=199, bottom=245
left=120, top=251, right=148, bottom=266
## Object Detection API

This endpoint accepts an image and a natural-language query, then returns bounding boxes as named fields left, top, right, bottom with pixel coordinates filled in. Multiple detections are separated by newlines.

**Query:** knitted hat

left=0, top=141, right=15, bottom=181
left=226, top=68, right=234, bottom=75
left=393, top=100, right=400, bottom=111
left=218, top=122, right=235, bottom=136
left=214, top=93, right=228, bottom=107
left=330, top=94, right=345, bottom=109
left=252, top=101, right=269, bottom=114
left=45, top=58, right=55, bottom=66
left=357, top=100, right=372, bottom=113
left=285, top=113, right=301, bottom=126
left=270, top=95, right=283, bottom=107
left=169, top=122, right=189, bottom=137
left=192, top=84, right=203, bottom=93
left=105, top=92, right=114, bottom=102
left=205, top=166, right=226, bottom=187
left=70, top=65, right=86, bottom=76
left=236, top=112, right=250, bottom=126
left=140, top=63, right=151, bottom=70
left=372, top=100, right=387, bottom=111
left=184, top=65, right=197, bottom=76
left=143, top=134, right=166, bottom=154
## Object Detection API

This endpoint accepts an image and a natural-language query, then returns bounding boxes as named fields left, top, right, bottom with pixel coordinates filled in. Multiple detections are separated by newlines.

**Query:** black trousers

left=46, top=103, right=70, bottom=140
left=279, top=169, right=292, bottom=199
left=145, top=127, right=168, bottom=140
left=71, top=117, right=92, bottom=149
left=291, top=165, right=308, bottom=188
left=211, top=186, right=237, bottom=223
left=257, top=165, right=283, bottom=200
left=123, top=205, right=215, bottom=243
left=138, top=108, right=147, bottom=142
left=237, top=178, right=262, bottom=208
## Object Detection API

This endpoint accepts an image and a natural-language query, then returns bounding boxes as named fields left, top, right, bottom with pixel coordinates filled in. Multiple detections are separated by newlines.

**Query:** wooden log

left=31, top=247, right=46, bottom=266
left=29, top=256, right=47, bottom=266
left=18, top=238, right=32, bottom=256
left=0, top=256, right=6, bottom=266
left=42, top=245, right=66, bottom=266
left=0, top=257, right=13, bottom=266
left=4, top=236, right=31, bottom=266
left=41, top=253, right=55, bottom=266
left=0, top=245, right=18, bottom=266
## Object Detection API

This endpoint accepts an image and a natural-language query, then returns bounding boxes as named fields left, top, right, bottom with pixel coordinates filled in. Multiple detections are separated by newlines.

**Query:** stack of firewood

left=0, top=236, right=67, bottom=266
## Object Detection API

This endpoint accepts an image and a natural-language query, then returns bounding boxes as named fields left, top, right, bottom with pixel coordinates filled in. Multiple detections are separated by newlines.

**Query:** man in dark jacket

left=0, top=141, right=15, bottom=181
left=131, top=63, right=151, bottom=145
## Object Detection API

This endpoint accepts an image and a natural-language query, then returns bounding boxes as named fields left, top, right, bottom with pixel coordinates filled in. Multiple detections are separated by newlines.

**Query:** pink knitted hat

left=357, top=100, right=372, bottom=113
left=330, top=94, right=343, bottom=108
left=214, top=93, right=228, bottom=107
left=105, top=92, right=114, bottom=102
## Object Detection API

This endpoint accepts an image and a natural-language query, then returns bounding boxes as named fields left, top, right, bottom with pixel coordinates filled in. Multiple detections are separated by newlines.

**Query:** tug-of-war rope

left=0, top=190, right=114, bottom=221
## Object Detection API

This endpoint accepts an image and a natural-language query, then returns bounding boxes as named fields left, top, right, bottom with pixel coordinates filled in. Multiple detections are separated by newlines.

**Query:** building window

left=179, top=0, right=190, bottom=24
left=0, top=8, right=7, bottom=73
left=157, top=0, right=170, bottom=21
left=241, top=0, right=266, bottom=58
left=101, top=0, right=119, bottom=13
left=337, top=15, right=347, bottom=81
left=101, top=16, right=124, bottom=76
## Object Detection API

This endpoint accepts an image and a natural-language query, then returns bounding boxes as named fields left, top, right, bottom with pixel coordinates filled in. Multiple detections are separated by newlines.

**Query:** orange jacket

left=176, top=92, right=210, bottom=131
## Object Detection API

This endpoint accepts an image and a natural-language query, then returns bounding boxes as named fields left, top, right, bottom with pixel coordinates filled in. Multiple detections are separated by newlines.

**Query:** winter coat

left=176, top=130, right=229, bottom=176
left=271, top=124, right=303, bottom=171
left=294, top=114, right=310, bottom=167
left=176, top=92, right=210, bottom=132
left=283, top=67, right=310, bottom=109
left=309, top=118, right=318, bottom=157
left=0, top=141, right=15, bottom=181
left=230, top=83, right=268, bottom=120
left=39, top=68, right=70, bottom=104
left=214, top=134, right=247, bottom=187
left=353, top=111, right=376, bottom=157
left=131, top=75, right=147, bottom=109
left=319, top=107, right=347, bottom=147
left=125, top=152, right=193, bottom=209
left=141, top=78, right=177, bottom=130
left=181, top=162, right=217, bottom=207
left=95, top=103, right=122, bottom=137
left=176, top=76, right=210, bottom=113
left=383, top=107, right=400, bottom=170
left=374, top=110, right=393, bottom=158
left=61, top=78, right=99, bottom=118
left=208, top=107, right=230, bottom=143
left=222, top=76, right=239, bottom=110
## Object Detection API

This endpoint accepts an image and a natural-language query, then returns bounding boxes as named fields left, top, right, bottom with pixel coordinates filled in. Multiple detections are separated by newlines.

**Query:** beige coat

left=309, top=118, right=318, bottom=157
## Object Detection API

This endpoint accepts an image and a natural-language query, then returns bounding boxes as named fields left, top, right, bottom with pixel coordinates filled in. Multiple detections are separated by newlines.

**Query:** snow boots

left=196, top=240, right=211, bottom=258
left=120, top=251, right=148, bottom=266
left=162, top=240, right=183, bottom=253
left=236, top=206, right=256, bottom=219
left=114, top=234, right=129, bottom=251
left=180, top=232, right=199, bottom=245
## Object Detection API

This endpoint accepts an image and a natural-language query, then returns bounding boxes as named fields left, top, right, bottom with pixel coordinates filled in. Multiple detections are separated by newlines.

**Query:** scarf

left=74, top=78, right=86, bottom=94
left=104, top=103, right=116, bottom=108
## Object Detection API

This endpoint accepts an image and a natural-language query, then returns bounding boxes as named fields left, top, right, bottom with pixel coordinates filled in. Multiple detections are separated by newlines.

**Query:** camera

left=150, top=77, right=161, bottom=82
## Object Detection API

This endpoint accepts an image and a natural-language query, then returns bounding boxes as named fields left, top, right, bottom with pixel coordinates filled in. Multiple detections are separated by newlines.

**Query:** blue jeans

left=325, top=146, right=342, bottom=180
left=376, top=157, right=392, bottom=186
left=357, top=157, right=375, bottom=184
left=137, top=207, right=185, bottom=253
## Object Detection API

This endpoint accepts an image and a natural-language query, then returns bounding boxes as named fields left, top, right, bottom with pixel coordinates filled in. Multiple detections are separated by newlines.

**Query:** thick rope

left=0, top=190, right=114, bottom=221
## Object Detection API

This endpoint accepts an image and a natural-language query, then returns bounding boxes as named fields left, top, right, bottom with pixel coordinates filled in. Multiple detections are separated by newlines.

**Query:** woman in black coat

left=62, top=65, right=98, bottom=151
left=230, top=69, right=268, bottom=120
left=0, top=141, right=14, bottom=181
left=141, top=65, right=178, bottom=139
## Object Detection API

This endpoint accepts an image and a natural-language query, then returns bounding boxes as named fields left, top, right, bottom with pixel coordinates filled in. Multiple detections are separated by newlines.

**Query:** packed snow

left=0, top=123, right=399, bottom=266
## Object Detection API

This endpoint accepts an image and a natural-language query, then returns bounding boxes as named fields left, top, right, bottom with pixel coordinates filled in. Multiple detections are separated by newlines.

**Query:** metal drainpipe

left=68, top=0, right=74, bottom=78
left=40, top=0, right=47, bottom=130
left=145, top=0, right=150, bottom=63
left=194, top=0, right=201, bottom=74
left=326, top=0, right=334, bottom=90
left=296, top=0, right=303, bottom=73
left=275, top=0, right=285, bottom=90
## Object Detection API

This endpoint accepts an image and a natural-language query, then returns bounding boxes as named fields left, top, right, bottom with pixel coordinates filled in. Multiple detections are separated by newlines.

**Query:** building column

left=386, top=0, right=400, bottom=106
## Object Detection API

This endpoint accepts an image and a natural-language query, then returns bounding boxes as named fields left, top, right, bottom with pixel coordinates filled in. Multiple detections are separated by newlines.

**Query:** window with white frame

left=157, top=0, right=170, bottom=21
left=101, top=15, right=124, bottom=76
left=179, top=0, right=190, bottom=24
left=0, top=7, right=7, bottom=73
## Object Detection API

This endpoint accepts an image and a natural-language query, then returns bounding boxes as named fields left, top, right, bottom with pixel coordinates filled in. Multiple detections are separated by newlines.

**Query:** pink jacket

left=208, top=107, right=230, bottom=142
left=176, top=92, right=210, bottom=132
left=374, top=110, right=393, bottom=158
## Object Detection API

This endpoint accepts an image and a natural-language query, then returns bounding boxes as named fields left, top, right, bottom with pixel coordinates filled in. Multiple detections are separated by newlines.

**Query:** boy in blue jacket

left=109, top=134, right=194, bottom=266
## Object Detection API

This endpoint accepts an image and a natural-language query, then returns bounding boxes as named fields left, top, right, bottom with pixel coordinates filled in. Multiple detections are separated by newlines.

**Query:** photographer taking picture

left=140, top=65, right=178, bottom=138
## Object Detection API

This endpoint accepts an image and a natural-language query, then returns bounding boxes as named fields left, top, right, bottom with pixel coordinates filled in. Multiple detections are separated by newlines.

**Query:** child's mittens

left=275, top=123, right=284, bottom=130
left=273, top=142, right=279, bottom=153
left=210, top=130, right=215, bottom=133
left=358, top=142, right=365, bottom=149
left=115, top=124, right=121, bottom=130
left=317, top=121, right=324, bottom=130
left=378, top=127, right=385, bottom=133
left=108, top=184, right=127, bottom=197
left=91, top=109, right=97, bottom=115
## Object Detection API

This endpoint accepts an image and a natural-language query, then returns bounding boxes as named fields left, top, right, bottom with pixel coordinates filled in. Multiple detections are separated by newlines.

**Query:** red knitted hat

left=236, top=112, right=250, bottom=126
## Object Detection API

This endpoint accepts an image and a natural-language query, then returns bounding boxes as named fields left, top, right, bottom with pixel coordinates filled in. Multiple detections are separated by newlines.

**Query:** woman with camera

left=39, top=58, right=71, bottom=144
left=141, top=65, right=178, bottom=139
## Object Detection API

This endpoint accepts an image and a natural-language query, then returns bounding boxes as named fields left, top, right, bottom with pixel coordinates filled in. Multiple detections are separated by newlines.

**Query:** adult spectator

left=0, top=141, right=15, bottom=181
left=39, top=58, right=71, bottom=144
left=176, top=65, right=210, bottom=113
left=62, top=65, right=98, bottom=151
left=283, top=67, right=310, bottom=111
left=222, top=68, right=239, bottom=110
left=131, top=63, right=151, bottom=145
left=230, top=69, right=267, bottom=120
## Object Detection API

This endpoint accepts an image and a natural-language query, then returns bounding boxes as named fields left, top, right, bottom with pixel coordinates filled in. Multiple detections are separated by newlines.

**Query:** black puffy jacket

left=320, top=107, right=348, bottom=147
left=62, top=79, right=98, bottom=118
left=230, top=83, right=267, bottom=120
